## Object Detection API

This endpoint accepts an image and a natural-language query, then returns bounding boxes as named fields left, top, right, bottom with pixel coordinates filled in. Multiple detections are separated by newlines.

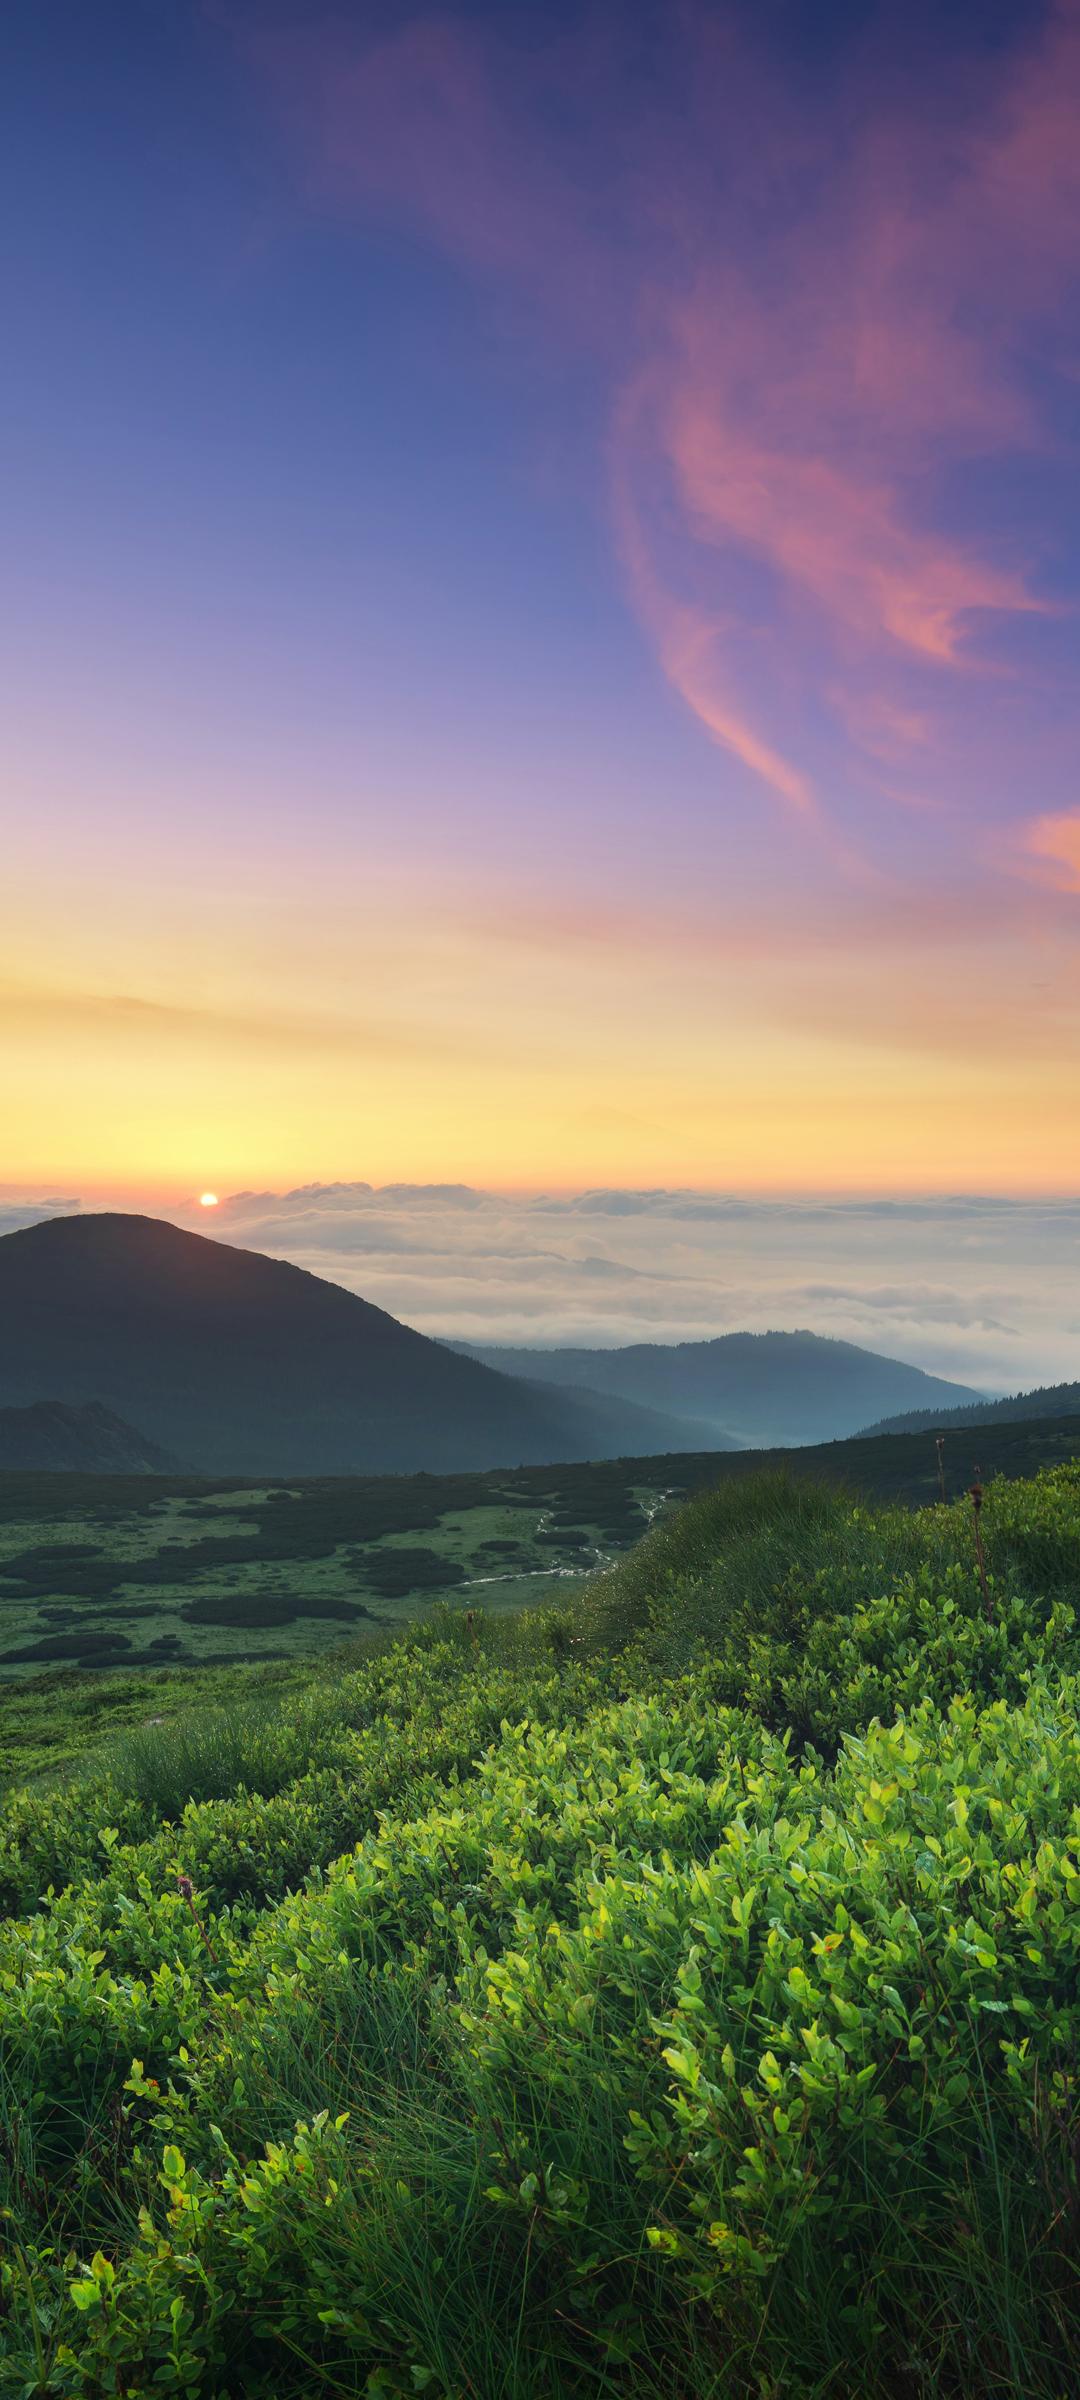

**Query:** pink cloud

left=666, top=380, right=1035, bottom=665
left=610, top=371, right=816, bottom=815
left=250, top=3, right=1080, bottom=851
left=612, top=9, right=1080, bottom=825
left=1024, top=810, right=1080, bottom=894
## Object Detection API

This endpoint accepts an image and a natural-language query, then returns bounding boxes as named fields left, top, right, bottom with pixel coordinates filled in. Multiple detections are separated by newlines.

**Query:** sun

left=198, top=1191, right=219, bottom=1209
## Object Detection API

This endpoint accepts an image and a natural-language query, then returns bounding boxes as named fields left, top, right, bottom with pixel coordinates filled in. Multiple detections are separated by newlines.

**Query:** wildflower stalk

left=969, top=1478, right=992, bottom=1620
left=176, top=1872, right=217, bottom=1965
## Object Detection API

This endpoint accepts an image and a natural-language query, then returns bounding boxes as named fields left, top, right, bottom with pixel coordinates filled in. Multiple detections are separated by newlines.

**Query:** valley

left=4, top=1407, right=1080, bottom=1778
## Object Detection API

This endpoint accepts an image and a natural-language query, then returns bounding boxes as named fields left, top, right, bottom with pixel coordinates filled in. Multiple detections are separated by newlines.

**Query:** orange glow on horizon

left=3, top=870, right=1080, bottom=1200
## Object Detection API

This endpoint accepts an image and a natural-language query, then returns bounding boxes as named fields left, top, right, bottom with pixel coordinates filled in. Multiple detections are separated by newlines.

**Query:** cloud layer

left=158, top=1183, right=1080, bottom=1395
left=7, top=1181, right=1078, bottom=1396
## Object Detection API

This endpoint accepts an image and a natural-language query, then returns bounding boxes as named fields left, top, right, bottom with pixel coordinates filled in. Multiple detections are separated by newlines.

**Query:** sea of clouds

left=4, top=1185, right=1074, bottom=1398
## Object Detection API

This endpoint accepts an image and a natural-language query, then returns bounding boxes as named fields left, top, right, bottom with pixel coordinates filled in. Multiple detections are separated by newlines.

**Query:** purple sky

left=3, top=1, right=1080, bottom=1207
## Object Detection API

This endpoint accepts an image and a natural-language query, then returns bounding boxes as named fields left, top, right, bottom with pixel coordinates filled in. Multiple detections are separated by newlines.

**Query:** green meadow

left=0, top=1460, right=668, bottom=1776
left=3, top=1414, right=1080, bottom=1779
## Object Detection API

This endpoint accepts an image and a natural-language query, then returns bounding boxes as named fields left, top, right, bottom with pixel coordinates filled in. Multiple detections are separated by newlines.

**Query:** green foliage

left=2, top=1464, right=1080, bottom=2394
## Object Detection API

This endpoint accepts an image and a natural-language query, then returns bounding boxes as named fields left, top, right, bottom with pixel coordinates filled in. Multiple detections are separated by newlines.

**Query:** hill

left=0, top=1213, right=717, bottom=1476
left=0, top=1399, right=174, bottom=1471
left=454, top=1327, right=983, bottom=1445
left=1, top=1459, right=1080, bottom=2395
left=865, top=1377, right=1080, bottom=1437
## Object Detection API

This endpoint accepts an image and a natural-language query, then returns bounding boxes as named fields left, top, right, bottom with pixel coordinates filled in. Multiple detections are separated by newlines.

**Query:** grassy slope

left=1, top=1462, right=1080, bottom=2395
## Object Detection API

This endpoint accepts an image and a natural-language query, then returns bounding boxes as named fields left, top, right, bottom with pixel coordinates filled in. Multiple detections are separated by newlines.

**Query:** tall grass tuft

left=100, top=1681, right=351, bottom=1815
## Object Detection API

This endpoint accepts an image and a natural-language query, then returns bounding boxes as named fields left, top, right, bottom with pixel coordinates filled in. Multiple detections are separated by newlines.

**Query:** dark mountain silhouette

left=452, top=1330, right=983, bottom=1448
left=863, top=1379, right=1079, bottom=1438
left=0, top=1400, right=175, bottom=1472
left=0, top=1214, right=722, bottom=1475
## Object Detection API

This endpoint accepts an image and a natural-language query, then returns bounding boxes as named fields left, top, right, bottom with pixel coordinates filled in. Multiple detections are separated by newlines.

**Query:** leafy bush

left=361, top=1546, right=467, bottom=1597
left=179, top=1591, right=367, bottom=1629
left=2, top=1465, right=1080, bottom=2395
left=0, top=1627, right=134, bottom=1665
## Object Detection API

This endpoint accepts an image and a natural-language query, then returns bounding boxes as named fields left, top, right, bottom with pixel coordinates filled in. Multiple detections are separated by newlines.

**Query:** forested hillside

left=456, top=1329, right=983, bottom=1446
left=866, top=1378, right=1080, bottom=1437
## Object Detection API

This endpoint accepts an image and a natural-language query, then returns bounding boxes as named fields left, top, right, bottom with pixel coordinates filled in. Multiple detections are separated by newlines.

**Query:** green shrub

left=179, top=1590, right=367, bottom=1629
left=361, top=1546, right=467, bottom=1597
left=2, top=1464, right=1080, bottom=2395
left=0, top=1628, right=134, bottom=1666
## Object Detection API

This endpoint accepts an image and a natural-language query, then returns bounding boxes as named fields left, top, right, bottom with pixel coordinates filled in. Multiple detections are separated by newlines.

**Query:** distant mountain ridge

left=452, top=1331, right=984, bottom=1448
left=0, top=1400, right=175, bottom=1472
left=0, top=1214, right=724, bottom=1475
left=863, top=1380, right=1080, bottom=1438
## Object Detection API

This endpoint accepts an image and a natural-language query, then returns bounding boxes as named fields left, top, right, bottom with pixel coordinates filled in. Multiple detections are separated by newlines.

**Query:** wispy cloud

left=252, top=1, right=1080, bottom=862
left=1025, top=810, right=1080, bottom=894
left=609, top=6, right=1072, bottom=833
left=0, top=979, right=514, bottom=1065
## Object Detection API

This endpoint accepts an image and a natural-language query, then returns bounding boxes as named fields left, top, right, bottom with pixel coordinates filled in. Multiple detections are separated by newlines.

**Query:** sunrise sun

left=198, top=1191, right=219, bottom=1208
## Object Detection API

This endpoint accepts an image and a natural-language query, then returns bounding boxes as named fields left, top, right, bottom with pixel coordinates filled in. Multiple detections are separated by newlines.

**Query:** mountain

left=863, top=1380, right=1080, bottom=1438
left=0, top=1214, right=723, bottom=1475
left=0, top=1400, right=175, bottom=1472
left=451, top=1331, right=984, bottom=1448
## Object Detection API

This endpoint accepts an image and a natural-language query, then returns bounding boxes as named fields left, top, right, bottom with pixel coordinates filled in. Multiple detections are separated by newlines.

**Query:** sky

left=3, top=4, right=1080, bottom=1284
